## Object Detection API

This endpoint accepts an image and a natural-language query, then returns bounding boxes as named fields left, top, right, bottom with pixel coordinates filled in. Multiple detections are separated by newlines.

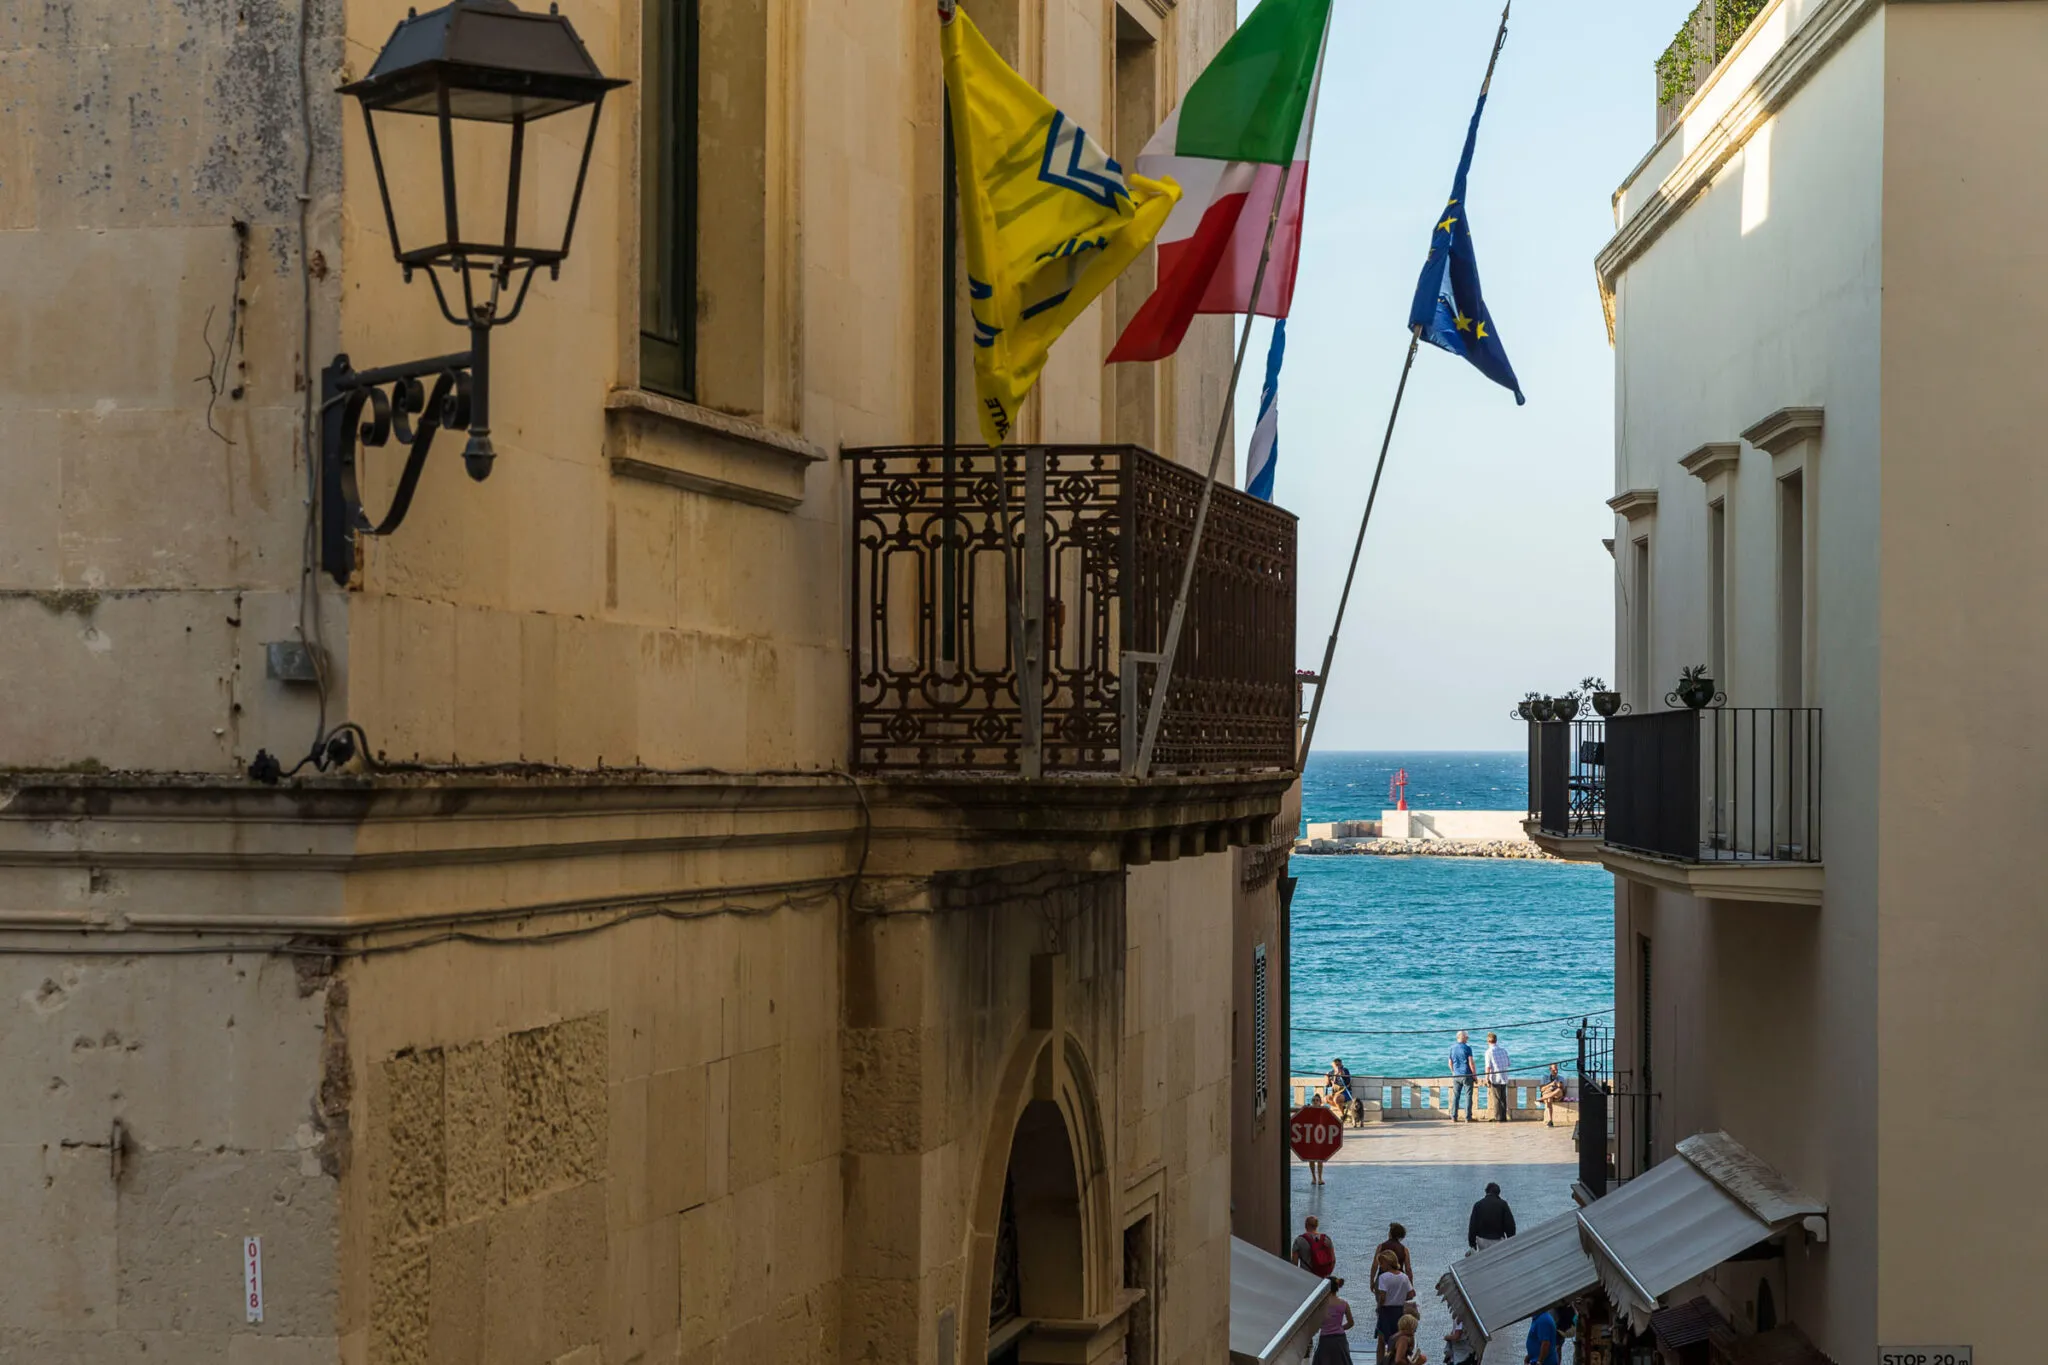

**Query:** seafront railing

left=1288, top=1074, right=1574, bottom=1121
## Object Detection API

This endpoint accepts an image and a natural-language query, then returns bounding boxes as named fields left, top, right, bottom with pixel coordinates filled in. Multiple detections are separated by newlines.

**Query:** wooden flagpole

left=1296, top=0, right=1512, bottom=772
left=1132, top=161, right=1293, bottom=778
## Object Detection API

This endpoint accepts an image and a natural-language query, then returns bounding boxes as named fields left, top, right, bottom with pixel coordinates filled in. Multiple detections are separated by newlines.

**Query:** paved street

left=1291, top=1117, right=1578, bottom=1357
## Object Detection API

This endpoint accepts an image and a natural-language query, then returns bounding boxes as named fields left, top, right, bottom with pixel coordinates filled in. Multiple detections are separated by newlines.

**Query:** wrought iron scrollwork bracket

left=318, top=324, right=495, bottom=586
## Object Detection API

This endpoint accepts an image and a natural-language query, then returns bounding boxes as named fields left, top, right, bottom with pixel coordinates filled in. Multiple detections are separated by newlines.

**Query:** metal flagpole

left=1133, top=160, right=1294, bottom=778
left=1296, top=0, right=1512, bottom=772
left=1297, top=331, right=1419, bottom=767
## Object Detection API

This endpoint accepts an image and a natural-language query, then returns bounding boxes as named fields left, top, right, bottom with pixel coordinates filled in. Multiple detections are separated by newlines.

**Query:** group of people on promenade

left=1288, top=1186, right=1576, bottom=1365
left=1309, top=1032, right=1571, bottom=1143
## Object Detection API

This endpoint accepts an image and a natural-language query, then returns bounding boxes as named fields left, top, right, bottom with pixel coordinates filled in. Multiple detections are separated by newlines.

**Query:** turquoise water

left=1290, top=752, right=1615, bottom=1079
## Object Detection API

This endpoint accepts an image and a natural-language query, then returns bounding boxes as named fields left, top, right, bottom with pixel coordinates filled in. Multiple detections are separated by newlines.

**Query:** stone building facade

left=1575, top=1, right=2048, bottom=1359
left=0, top=0, right=1295, bottom=1363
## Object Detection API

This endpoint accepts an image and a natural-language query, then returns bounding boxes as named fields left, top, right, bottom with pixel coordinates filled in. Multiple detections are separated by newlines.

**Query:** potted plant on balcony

left=1516, top=692, right=1543, bottom=721
left=1669, top=664, right=1720, bottom=710
left=1583, top=676, right=1624, bottom=718
left=1551, top=692, right=1581, bottom=722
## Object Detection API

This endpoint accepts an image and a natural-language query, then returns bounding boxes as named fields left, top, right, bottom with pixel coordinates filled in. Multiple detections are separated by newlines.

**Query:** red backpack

left=1305, top=1232, right=1336, bottom=1277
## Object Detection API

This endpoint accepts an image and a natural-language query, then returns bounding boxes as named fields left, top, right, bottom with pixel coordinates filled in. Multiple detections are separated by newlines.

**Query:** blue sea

left=1290, top=752, right=1615, bottom=1079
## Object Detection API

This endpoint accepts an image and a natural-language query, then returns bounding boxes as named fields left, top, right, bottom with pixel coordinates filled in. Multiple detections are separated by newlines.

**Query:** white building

left=1524, top=2, right=2048, bottom=1361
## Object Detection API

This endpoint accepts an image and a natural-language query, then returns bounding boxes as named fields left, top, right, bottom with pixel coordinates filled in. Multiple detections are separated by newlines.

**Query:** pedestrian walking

left=1306, top=1091, right=1332, bottom=1185
left=1371, top=1250, right=1413, bottom=1365
left=1540, top=1063, right=1568, bottom=1127
left=1313, top=1279, right=1357, bottom=1365
left=1448, top=1030, right=1477, bottom=1123
left=1525, top=1304, right=1573, bottom=1365
left=1294, top=1215, right=1338, bottom=1278
left=1390, top=1312, right=1429, bottom=1365
left=1372, top=1222, right=1413, bottom=1281
left=1467, top=1182, right=1517, bottom=1252
left=1483, top=1033, right=1512, bottom=1122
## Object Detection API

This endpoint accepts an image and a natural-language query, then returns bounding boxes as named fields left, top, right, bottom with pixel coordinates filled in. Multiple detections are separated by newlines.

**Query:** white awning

left=1578, top=1132, right=1826, bottom=1328
left=1436, top=1210, right=1599, bottom=1363
left=1230, top=1235, right=1333, bottom=1365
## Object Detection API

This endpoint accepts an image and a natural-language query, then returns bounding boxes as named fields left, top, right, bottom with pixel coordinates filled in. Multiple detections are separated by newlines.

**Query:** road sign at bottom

left=1880, top=1351, right=1970, bottom=1365
left=1289, top=1103, right=1343, bottom=1163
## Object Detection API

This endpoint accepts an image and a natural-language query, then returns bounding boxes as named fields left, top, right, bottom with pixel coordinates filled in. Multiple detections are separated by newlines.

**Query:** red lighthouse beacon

left=1389, top=768, right=1409, bottom=812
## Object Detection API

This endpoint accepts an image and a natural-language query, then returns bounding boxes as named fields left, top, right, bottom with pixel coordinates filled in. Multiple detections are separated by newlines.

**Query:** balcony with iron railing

left=845, top=444, right=1298, bottom=865
left=1597, top=706, right=1824, bottom=905
left=1525, top=717, right=1609, bottom=860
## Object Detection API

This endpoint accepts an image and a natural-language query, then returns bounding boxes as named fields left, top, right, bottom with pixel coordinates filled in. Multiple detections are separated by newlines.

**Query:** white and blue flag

left=1246, top=320, right=1286, bottom=501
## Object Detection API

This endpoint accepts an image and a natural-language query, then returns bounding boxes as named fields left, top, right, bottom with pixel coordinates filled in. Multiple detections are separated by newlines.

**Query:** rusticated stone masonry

left=366, top=1014, right=608, bottom=1365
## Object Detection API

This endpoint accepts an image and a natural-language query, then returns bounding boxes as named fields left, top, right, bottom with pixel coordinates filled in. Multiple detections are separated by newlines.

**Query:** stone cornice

left=1607, top=489, right=1660, bottom=520
left=1595, top=0, right=1883, bottom=296
left=1680, top=442, right=1743, bottom=481
left=1741, top=406, right=1825, bottom=455
left=0, top=769, right=1289, bottom=937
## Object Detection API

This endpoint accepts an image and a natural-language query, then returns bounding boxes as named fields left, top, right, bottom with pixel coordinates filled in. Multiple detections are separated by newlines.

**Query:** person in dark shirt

left=1467, top=1182, right=1517, bottom=1251
left=1447, top=1031, right=1477, bottom=1123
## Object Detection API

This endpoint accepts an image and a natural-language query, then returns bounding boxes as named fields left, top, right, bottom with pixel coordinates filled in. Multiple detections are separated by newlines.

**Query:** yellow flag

left=942, top=7, right=1179, bottom=446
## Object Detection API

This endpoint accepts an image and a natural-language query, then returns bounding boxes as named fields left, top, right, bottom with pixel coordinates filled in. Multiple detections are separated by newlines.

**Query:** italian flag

left=1106, top=0, right=1331, bottom=364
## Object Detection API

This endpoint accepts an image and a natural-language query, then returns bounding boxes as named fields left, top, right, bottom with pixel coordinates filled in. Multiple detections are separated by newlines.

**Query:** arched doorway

left=989, top=1100, right=1086, bottom=1360
left=969, top=1032, right=1115, bottom=1365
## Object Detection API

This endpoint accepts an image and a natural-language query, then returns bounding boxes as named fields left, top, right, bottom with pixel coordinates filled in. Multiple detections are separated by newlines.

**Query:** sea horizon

left=1289, top=751, right=1615, bottom=1079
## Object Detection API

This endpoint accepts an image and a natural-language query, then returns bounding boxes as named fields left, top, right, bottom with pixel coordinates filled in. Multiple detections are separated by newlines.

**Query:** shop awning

left=1577, top=1132, right=1826, bottom=1328
left=1436, top=1210, right=1599, bottom=1362
left=1230, top=1235, right=1333, bottom=1365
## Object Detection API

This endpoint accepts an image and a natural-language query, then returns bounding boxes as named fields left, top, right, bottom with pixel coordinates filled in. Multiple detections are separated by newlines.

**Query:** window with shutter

left=1252, top=943, right=1269, bottom=1117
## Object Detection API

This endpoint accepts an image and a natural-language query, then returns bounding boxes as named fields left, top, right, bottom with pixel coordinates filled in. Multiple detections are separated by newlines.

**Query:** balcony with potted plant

left=1594, top=667, right=1824, bottom=905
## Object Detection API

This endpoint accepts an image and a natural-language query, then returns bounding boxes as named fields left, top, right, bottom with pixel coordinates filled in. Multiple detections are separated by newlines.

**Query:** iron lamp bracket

left=318, top=320, right=496, bottom=586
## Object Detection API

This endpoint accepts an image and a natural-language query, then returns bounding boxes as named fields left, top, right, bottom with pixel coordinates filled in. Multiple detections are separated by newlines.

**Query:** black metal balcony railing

left=1605, top=707, right=1822, bottom=863
left=846, top=444, right=1297, bottom=776
left=1530, top=719, right=1606, bottom=838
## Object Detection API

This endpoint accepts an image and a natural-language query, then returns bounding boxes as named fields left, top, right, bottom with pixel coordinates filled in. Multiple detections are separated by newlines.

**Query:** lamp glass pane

left=366, top=103, right=462, bottom=258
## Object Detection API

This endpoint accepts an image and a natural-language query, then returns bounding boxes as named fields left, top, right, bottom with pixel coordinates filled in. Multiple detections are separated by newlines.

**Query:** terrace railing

left=847, top=444, right=1297, bottom=777
left=1605, top=707, right=1822, bottom=863
left=1534, top=719, right=1606, bottom=838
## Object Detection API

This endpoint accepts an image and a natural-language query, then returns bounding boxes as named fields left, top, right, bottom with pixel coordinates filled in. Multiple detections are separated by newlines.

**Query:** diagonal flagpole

left=1296, top=0, right=1511, bottom=772
left=1132, top=163, right=1293, bottom=778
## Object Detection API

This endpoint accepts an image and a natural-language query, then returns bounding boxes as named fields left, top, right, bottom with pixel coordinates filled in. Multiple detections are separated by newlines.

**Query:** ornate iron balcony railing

left=846, top=444, right=1297, bottom=777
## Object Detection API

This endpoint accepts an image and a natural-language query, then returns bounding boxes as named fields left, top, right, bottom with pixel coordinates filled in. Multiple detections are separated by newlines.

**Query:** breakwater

left=1295, top=836, right=1556, bottom=861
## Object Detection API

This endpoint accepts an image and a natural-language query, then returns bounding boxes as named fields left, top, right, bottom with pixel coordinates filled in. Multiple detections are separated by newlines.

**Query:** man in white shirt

left=1484, top=1032, right=1512, bottom=1123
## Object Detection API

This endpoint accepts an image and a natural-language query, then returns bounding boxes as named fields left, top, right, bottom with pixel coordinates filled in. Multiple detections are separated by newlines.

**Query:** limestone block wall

left=1124, top=855, right=1235, bottom=1365
left=0, top=0, right=348, bottom=772
left=0, top=952, right=341, bottom=1360
left=337, top=900, right=843, bottom=1364
left=843, top=866, right=1179, bottom=1365
left=781, top=854, right=1244, bottom=1364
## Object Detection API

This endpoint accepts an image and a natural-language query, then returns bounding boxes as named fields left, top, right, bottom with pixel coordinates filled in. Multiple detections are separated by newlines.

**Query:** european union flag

left=1408, top=93, right=1524, bottom=405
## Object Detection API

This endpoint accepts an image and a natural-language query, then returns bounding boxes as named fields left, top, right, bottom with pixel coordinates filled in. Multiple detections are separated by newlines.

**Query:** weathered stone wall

left=0, top=0, right=347, bottom=773
left=336, top=899, right=843, bottom=1364
left=0, top=951, right=341, bottom=1360
left=842, top=866, right=1130, bottom=1365
left=1124, top=855, right=1235, bottom=1365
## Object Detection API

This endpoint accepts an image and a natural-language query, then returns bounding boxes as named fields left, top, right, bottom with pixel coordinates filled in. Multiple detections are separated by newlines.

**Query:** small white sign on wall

left=243, top=1236, right=264, bottom=1323
left=1880, top=1351, right=1971, bottom=1365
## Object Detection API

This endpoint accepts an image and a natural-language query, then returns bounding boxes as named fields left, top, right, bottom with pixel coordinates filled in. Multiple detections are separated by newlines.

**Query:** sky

left=1229, top=0, right=1699, bottom=751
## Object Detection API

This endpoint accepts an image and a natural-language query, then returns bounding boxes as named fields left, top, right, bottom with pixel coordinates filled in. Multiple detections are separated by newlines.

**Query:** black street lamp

left=320, top=0, right=626, bottom=584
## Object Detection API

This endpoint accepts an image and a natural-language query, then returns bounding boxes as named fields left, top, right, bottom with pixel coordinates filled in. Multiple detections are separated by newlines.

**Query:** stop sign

left=1290, top=1102, right=1344, bottom=1163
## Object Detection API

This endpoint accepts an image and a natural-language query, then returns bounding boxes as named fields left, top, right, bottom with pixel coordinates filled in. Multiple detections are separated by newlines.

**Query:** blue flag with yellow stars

left=1408, top=93, right=1524, bottom=405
